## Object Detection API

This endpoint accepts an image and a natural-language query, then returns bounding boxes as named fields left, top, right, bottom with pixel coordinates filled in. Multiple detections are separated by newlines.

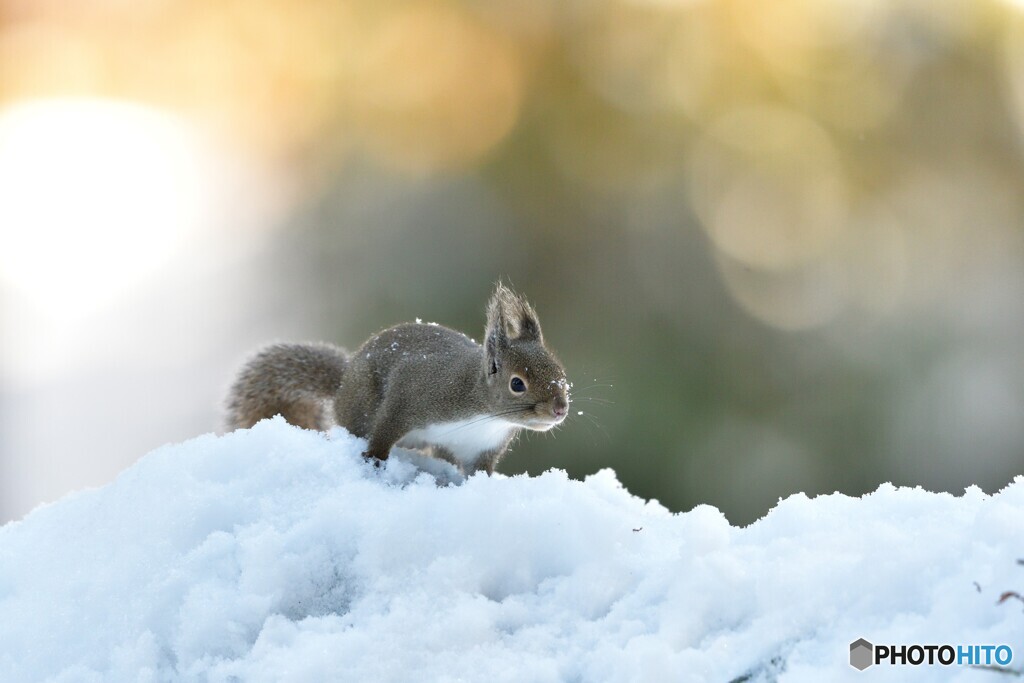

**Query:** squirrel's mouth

left=524, top=413, right=565, bottom=431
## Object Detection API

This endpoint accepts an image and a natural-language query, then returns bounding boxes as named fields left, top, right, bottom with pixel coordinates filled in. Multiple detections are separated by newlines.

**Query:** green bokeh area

left=294, top=133, right=1021, bottom=526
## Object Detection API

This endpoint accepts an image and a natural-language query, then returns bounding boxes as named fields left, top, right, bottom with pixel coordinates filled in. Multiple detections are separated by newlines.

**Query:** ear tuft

left=487, top=283, right=542, bottom=343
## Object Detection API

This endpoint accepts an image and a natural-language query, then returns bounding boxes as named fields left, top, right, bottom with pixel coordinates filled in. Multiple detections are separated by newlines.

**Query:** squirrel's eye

left=509, top=376, right=527, bottom=393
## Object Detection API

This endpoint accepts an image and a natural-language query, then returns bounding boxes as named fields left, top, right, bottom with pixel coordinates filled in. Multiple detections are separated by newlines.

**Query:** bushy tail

left=225, top=343, right=347, bottom=431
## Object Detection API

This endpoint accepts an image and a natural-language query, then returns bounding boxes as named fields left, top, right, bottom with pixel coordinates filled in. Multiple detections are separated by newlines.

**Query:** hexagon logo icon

left=850, top=638, right=874, bottom=671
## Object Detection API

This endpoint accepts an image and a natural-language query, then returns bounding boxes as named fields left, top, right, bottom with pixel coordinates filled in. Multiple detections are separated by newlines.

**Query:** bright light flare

left=0, top=99, right=215, bottom=323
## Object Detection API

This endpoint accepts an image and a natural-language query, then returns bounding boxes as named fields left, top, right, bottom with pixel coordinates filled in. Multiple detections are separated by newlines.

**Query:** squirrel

left=225, top=284, right=570, bottom=476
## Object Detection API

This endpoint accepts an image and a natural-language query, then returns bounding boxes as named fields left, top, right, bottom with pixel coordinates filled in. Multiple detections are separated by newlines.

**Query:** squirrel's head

left=484, top=283, right=570, bottom=431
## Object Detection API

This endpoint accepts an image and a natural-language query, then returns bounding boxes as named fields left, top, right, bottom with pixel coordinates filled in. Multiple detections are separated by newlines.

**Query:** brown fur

left=225, top=284, right=569, bottom=475
left=225, top=342, right=347, bottom=430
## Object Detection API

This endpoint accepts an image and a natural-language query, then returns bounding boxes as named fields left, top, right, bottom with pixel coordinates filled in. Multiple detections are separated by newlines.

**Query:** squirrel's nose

left=551, top=397, right=568, bottom=419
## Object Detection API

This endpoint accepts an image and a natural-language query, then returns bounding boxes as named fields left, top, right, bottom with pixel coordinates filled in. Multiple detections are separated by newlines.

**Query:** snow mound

left=0, top=418, right=1021, bottom=682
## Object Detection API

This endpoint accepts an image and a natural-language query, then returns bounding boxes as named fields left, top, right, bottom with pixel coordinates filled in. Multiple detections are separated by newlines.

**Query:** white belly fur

left=399, top=415, right=517, bottom=466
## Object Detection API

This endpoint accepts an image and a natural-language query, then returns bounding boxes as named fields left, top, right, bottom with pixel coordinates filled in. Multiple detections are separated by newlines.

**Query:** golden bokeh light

left=569, top=2, right=721, bottom=116
left=1003, top=14, right=1024, bottom=146
left=0, top=22, right=104, bottom=99
left=352, top=3, right=525, bottom=172
left=0, top=0, right=1017, bottom=335
left=687, top=105, right=848, bottom=271
left=728, top=0, right=888, bottom=69
left=716, top=253, right=846, bottom=330
left=795, top=59, right=902, bottom=132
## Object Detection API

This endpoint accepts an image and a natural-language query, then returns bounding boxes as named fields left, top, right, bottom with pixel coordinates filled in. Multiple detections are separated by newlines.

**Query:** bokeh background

left=2, top=0, right=1024, bottom=525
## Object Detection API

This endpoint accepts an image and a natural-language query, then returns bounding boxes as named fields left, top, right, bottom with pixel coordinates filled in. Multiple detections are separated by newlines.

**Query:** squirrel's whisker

left=568, top=396, right=614, bottom=405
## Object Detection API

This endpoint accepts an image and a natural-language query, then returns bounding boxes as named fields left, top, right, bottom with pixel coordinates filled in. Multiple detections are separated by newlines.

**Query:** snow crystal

left=0, top=418, right=1021, bottom=682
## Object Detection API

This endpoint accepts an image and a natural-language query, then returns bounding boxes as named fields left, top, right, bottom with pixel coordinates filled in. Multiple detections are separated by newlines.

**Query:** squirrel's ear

left=485, top=327, right=502, bottom=375
left=485, top=288, right=507, bottom=374
left=487, top=283, right=543, bottom=344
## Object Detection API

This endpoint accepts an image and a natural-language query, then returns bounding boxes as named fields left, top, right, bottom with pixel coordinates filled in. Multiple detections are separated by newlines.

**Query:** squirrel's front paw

left=361, top=449, right=388, bottom=467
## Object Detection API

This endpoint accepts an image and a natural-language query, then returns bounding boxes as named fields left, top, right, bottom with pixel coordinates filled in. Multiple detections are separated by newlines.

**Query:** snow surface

left=0, top=417, right=1021, bottom=682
